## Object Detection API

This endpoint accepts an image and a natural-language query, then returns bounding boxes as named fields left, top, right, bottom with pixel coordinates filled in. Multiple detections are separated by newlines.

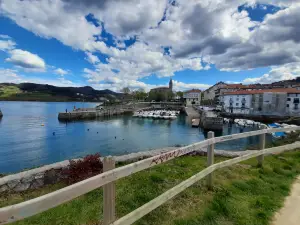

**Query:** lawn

left=1, top=150, right=300, bottom=225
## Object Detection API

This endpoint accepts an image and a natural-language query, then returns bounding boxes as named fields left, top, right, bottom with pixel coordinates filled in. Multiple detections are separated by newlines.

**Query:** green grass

left=0, top=85, right=22, bottom=98
left=2, top=150, right=300, bottom=225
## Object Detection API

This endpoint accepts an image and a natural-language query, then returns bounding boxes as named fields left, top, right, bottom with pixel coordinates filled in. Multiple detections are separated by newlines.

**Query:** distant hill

left=271, top=77, right=300, bottom=87
left=0, top=83, right=122, bottom=102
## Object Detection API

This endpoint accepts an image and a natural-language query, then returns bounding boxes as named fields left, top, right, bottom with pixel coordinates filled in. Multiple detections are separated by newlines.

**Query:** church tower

left=169, top=78, right=173, bottom=91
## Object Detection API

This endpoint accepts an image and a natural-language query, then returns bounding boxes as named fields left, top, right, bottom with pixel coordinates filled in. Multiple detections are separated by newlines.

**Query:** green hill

left=0, top=83, right=122, bottom=102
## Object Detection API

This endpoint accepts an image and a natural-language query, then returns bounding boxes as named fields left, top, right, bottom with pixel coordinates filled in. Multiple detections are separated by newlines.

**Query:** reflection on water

left=0, top=101, right=259, bottom=173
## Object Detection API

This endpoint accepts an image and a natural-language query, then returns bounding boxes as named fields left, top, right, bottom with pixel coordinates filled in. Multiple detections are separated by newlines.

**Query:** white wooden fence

left=0, top=126, right=300, bottom=224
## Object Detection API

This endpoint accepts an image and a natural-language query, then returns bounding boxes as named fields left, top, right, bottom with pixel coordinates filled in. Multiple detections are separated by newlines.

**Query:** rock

left=44, top=169, right=60, bottom=185
left=0, top=184, right=9, bottom=192
left=14, top=182, right=30, bottom=192
left=30, top=179, right=44, bottom=189
left=34, top=172, right=44, bottom=180
left=7, top=180, right=20, bottom=189
left=22, top=176, right=34, bottom=183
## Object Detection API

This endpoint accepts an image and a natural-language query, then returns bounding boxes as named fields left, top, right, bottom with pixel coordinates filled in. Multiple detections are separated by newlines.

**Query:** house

left=216, top=84, right=249, bottom=105
left=286, top=90, right=300, bottom=114
left=183, top=89, right=201, bottom=106
left=203, top=82, right=226, bottom=102
left=223, top=88, right=300, bottom=115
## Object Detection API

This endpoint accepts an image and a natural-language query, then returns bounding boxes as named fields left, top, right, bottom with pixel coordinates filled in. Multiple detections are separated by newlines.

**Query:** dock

left=192, top=119, right=200, bottom=127
left=184, top=106, right=200, bottom=119
left=58, top=106, right=134, bottom=121
left=200, top=110, right=223, bottom=130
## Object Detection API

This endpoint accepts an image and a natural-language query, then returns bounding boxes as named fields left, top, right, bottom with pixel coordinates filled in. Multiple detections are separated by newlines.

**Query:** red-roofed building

left=222, top=88, right=300, bottom=115
left=183, top=89, right=201, bottom=106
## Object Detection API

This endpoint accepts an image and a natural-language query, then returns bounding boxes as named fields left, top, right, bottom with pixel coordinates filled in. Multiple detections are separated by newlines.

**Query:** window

left=236, top=103, right=239, bottom=106
left=287, top=104, right=289, bottom=107
left=287, top=98, right=291, bottom=101
left=294, top=98, right=299, bottom=104
left=295, top=104, right=299, bottom=110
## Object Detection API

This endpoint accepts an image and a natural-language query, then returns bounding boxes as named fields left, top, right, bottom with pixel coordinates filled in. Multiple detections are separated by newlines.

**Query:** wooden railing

left=1, top=126, right=300, bottom=224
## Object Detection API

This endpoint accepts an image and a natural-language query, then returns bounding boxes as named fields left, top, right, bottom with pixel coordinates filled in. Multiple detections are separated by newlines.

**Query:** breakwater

left=58, top=107, right=133, bottom=121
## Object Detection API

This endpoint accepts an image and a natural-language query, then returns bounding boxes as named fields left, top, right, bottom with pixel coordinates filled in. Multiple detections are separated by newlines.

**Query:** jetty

left=58, top=106, right=134, bottom=121
left=184, top=106, right=200, bottom=119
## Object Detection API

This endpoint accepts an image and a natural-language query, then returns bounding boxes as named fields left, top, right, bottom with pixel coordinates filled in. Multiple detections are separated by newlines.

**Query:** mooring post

left=103, top=156, right=116, bottom=225
left=257, top=133, right=265, bottom=167
left=207, top=131, right=215, bottom=190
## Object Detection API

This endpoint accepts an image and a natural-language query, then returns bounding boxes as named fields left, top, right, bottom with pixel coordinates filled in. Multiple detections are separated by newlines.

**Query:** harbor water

left=0, top=101, right=260, bottom=173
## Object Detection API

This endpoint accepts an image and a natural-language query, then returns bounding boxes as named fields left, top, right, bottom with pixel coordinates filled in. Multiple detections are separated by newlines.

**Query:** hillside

left=0, top=83, right=122, bottom=102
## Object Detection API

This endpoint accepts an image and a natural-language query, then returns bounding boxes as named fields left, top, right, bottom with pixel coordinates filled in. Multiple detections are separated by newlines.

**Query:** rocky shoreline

left=0, top=146, right=253, bottom=193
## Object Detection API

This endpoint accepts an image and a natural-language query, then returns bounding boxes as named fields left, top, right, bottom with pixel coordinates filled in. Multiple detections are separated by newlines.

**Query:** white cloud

left=54, top=68, right=69, bottom=76
left=0, top=68, right=22, bottom=83
left=5, top=49, right=46, bottom=72
left=0, top=0, right=101, bottom=51
left=85, top=52, right=100, bottom=64
left=1, top=0, right=300, bottom=89
left=243, top=62, right=300, bottom=84
left=0, top=35, right=16, bottom=51
left=0, top=68, right=79, bottom=87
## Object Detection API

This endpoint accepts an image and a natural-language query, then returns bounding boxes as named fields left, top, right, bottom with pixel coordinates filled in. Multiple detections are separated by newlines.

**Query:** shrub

left=62, top=153, right=103, bottom=184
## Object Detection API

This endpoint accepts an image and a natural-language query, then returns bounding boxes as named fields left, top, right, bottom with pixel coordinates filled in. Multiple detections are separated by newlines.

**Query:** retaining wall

left=0, top=147, right=252, bottom=193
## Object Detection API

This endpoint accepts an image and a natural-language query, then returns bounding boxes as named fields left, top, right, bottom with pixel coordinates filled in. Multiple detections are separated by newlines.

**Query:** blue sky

left=0, top=1, right=299, bottom=92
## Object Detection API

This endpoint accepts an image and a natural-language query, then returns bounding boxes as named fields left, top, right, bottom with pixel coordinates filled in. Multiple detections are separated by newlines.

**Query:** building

left=183, top=89, right=201, bottom=106
left=203, top=82, right=226, bottom=102
left=223, top=88, right=300, bottom=115
left=149, top=78, right=173, bottom=101
left=216, top=84, right=250, bottom=105
left=287, top=90, right=300, bottom=114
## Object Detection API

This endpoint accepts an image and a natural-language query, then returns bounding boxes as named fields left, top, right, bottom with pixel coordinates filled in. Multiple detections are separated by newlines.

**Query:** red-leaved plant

left=62, top=153, right=103, bottom=184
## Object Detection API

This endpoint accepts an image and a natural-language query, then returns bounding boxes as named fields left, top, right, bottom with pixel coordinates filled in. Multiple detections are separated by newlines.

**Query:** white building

left=183, top=89, right=202, bottom=106
left=223, top=89, right=300, bottom=115
left=287, top=90, right=300, bottom=114
left=203, top=82, right=226, bottom=101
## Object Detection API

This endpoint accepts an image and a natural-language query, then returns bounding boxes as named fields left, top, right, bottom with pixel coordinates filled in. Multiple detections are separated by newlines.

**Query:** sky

left=0, top=0, right=300, bottom=92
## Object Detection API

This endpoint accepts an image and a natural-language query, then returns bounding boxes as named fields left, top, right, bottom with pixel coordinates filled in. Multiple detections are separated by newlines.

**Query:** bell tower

left=169, top=78, right=173, bottom=91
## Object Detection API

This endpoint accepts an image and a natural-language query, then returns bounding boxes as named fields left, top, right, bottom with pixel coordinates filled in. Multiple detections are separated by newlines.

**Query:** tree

left=176, top=91, right=183, bottom=98
left=121, top=87, right=131, bottom=94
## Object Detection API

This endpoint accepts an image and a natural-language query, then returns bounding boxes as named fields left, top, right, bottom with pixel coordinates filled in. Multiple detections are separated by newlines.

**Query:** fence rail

left=0, top=126, right=300, bottom=224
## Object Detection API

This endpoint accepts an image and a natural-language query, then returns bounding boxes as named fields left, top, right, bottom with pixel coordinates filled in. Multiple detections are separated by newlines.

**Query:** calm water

left=0, top=101, right=260, bottom=173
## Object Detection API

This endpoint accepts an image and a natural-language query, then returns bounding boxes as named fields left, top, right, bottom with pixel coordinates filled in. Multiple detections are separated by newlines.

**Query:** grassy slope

left=1, top=150, right=300, bottom=225
left=0, top=85, right=22, bottom=98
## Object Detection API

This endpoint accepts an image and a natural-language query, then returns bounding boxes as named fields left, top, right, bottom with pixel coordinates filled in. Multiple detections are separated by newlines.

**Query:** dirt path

left=272, top=176, right=300, bottom=225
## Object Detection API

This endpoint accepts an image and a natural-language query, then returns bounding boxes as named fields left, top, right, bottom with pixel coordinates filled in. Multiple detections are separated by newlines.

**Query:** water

left=0, top=101, right=260, bottom=173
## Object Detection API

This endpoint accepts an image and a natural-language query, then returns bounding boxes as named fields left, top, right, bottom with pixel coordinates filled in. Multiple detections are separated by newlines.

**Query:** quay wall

left=0, top=147, right=257, bottom=193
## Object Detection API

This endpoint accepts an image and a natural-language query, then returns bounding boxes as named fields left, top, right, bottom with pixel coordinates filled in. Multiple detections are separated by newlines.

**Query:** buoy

left=97, top=132, right=99, bottom=134
left=53, top=132, right=55, bottom=136
left=115, top=136, right=116, bottom=139
left=87, top=129, right=89, bottom=131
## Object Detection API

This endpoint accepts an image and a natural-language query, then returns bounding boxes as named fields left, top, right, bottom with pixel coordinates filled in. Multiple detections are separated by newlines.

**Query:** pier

left=184, top=106, right=200, bottom=119
left=58, top=102, right=184, bottom=121
left=58, top=106, right=134, bottom=121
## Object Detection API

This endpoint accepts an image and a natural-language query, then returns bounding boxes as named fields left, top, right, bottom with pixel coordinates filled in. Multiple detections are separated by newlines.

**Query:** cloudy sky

left=0, top=0, right=299, bottom=92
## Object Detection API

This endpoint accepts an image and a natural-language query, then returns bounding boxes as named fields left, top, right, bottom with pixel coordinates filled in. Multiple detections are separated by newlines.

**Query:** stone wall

left=0, top=147, right=251, bottom=193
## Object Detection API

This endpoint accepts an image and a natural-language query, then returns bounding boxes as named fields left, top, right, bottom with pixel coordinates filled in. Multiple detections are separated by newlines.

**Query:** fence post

left=103, top=156, right=116, bottom=225
left=207, top=131, right=215, bottom=190
left=257, top=133, right=265, bottom=167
